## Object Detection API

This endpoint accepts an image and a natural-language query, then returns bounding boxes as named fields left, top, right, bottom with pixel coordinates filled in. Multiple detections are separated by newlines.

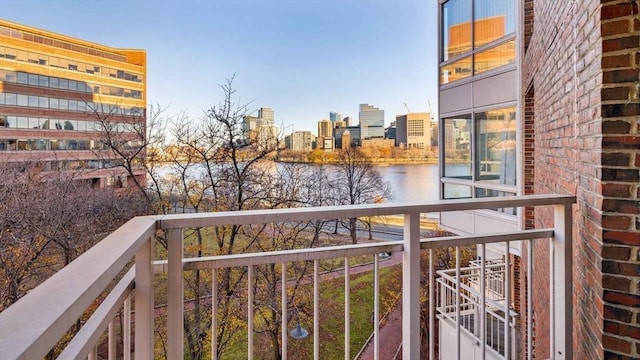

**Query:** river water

left=374, top=164, right=439, bottom=204
left=155, top=163, right=441, bottom=205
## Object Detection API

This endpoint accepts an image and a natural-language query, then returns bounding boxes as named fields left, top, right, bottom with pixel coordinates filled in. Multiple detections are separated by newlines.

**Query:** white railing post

left=211, top=269, right=218, bottom=360
left=248, top=265, right=254, bottom=359
left=429, top=248, right=435, bottom=360
left=135, top=235, right=154, bottom=359
left=167, top=228, right=184, bottom=360
left=402, top=213, right=420, bottom=359
left=552, top=204, right=573, bottom=359
left=374, top=254, right=380, bottom=360
left=108, top=319, right=116, bottom=360
left=344, top=257, right=351, bottom=360
left=123, top=295, right=131, bottom=360
left=281, top=263, right=287, bottom=360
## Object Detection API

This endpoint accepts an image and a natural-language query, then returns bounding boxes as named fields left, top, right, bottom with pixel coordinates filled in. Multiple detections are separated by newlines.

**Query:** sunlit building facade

left=359, top=103, right=384, bottom=139
left=395, top=112, right=432, bottom=149
left=0, top=19, right=146, bottom=188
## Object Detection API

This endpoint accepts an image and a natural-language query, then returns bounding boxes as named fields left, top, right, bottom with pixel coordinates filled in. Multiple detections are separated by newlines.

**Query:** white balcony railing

left=437, top=260, right=516, bottom=359
left=0, top=194, right=575, bottom=360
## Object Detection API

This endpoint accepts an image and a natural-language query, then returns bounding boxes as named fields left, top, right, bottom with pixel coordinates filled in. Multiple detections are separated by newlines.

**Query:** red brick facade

left=522, top=0, right=639, bottom=359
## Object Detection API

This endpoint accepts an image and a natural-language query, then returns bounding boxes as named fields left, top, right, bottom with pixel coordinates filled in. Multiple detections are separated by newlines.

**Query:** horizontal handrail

left=157, top=194, right=575, bottom=229
left=58, top=268, right=135, bottom=359
left=0, top=216, right=157, bottom=360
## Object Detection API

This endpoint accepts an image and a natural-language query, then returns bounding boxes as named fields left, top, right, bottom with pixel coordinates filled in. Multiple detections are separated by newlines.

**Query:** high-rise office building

left=358, top=104, right=384, bottom=139
left=329, top=111, right=341, bottom=122
left=317, top=119, right=332, bottom=138
left=258, top=107, right=274, bottom=125
left=0, top=19, right=146, bottom=188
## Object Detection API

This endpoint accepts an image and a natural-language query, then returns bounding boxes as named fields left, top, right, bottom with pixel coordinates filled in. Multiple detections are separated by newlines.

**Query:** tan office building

left=0, top=19, right=146, bottom=188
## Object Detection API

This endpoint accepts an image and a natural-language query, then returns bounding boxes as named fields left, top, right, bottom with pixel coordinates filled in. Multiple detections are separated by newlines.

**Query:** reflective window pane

left=443, top=114, right=472, bottom=179
left=476, top=188, right=516, bottom=214
left=474, top=0, right=515, bottom=48
left=474, top=39, right=515, bottom=74
left=440, top=56, right=472, bottom=84
left=476, top=107, right=516, bottom=184
left=442, top=0, right=472, bottom=61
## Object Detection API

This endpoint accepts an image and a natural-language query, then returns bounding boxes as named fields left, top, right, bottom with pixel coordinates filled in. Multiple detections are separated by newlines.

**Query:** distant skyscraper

left=343, top=116, right=352, bottom=127
left=329, top=111, right=342, bottom=122
left=317, top=119, right=332, bottom=137
left=258, top=107, right=274, bottom=125
left=359, top=104, right=384, bottom=139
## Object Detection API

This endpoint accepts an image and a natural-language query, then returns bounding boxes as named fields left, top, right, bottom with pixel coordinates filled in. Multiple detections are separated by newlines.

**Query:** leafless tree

left=333, top=148, right=392, bottom=243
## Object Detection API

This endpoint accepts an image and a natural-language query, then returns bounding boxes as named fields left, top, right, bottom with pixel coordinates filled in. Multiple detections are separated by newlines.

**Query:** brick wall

left=523, top=0, right=639, bottom=359
left=600, top=0, right=640, bottom=359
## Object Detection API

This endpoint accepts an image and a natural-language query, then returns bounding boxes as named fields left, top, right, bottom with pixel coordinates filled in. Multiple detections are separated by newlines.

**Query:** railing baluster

left=527, top=239, right=533, bottom=360
left=108, top=319, right=115, bottom=360
left=247, top=265, right=254, bottom=359
left=504, top=242, right=511, bottom=359
left=88, top=345, right=97, bottom=360
left=344, top=256, right=350, bottom=360
left=456, top=245, right=461, bottom=360
left=429, top=248, right=435, bottom=360
left=480, top=245, right=486, bottom=360
left=212, top=269, right=218, bottom=360
left=374, top=253, right=380, bottom=360
left=167, top=228, right=184, bottom=360
left=552, top=204, right=573, bottom=359
left=402, top=213, right=420, bottom=359
left=282, top=263, right=287, bottom=360
left=135, top=235, right=154, bottom=359
left=314, top=259, right=319, bottom=360
left=123, top=294, right=131, bottom=360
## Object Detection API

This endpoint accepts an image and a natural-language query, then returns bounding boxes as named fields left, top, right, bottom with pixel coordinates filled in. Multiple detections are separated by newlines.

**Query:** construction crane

left=427, top=100, right=433, bottom=115
left=403, top=102, right=411, bottom=113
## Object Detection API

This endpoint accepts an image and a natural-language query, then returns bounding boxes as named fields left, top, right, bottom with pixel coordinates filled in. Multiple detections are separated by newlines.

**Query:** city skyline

left=0, top=0, right=438, bottom=134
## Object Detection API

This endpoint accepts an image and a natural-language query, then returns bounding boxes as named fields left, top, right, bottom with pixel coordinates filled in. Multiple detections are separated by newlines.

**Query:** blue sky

left=2, top=0, right=438, bottom=134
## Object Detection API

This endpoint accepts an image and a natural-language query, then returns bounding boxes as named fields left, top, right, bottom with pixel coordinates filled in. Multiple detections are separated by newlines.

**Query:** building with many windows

left=358, top=103, right=384, bottom=139
left=0, top=19, right=146, bottom=188
left=438, top=0, right=639, bottom=359
left=395, top=112, right=432, bottom=149
left=284, top=130, right=313, bottom=152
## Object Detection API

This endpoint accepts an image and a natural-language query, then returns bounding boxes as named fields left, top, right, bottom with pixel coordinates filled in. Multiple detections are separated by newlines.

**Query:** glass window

left=28, top=74, right=38, bottom=86
left=5, top=93, right=17, bottom=105
left=59, top=99, right=68, bottom=110
left=38, top=96, right=48, bottom=108
left=68, top=80, right=77, bottom=91
left=63, top=120, right=76, bottom=130
left=50, top=77, right=59, bottom=88
left=38, top=75, right=49, bottom=87
left=50, top=98, right=59, bottom=109
left=440, top=56, right=472, bottom=84
left=59, top=78, right=69, bottom=89
left=476, top=188, right=516, bottom=214
left=0, top=93, right=4, bottom=105
left=68, top=100, right=78, bottom=111
left=16, top=117, right=28, bottom=128
left=442, top=0, right=472, bottom=61
left=17, top=72, right=28, bottom=84
left=474, top=39, right=515, bottom=74
left=476, top=107, right=516, bottom=184
left=474, top=0, right=515, bottom=48
left=4, top=70, right=16, bottom=82
left=17, top=94, right=28, bottom=106
left=444, top=183, right=472, bottom=200
left=443, top=114, right=472, bottom=179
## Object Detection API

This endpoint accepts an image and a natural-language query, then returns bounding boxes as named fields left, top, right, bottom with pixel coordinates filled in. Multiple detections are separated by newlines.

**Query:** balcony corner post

left=402, top=213, right=420, bottom=359
left=167, top=228, right=184, bottom=360
left=135, top=234, right=155, bottom=359
left=552, top=203, right=573, bottom=360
